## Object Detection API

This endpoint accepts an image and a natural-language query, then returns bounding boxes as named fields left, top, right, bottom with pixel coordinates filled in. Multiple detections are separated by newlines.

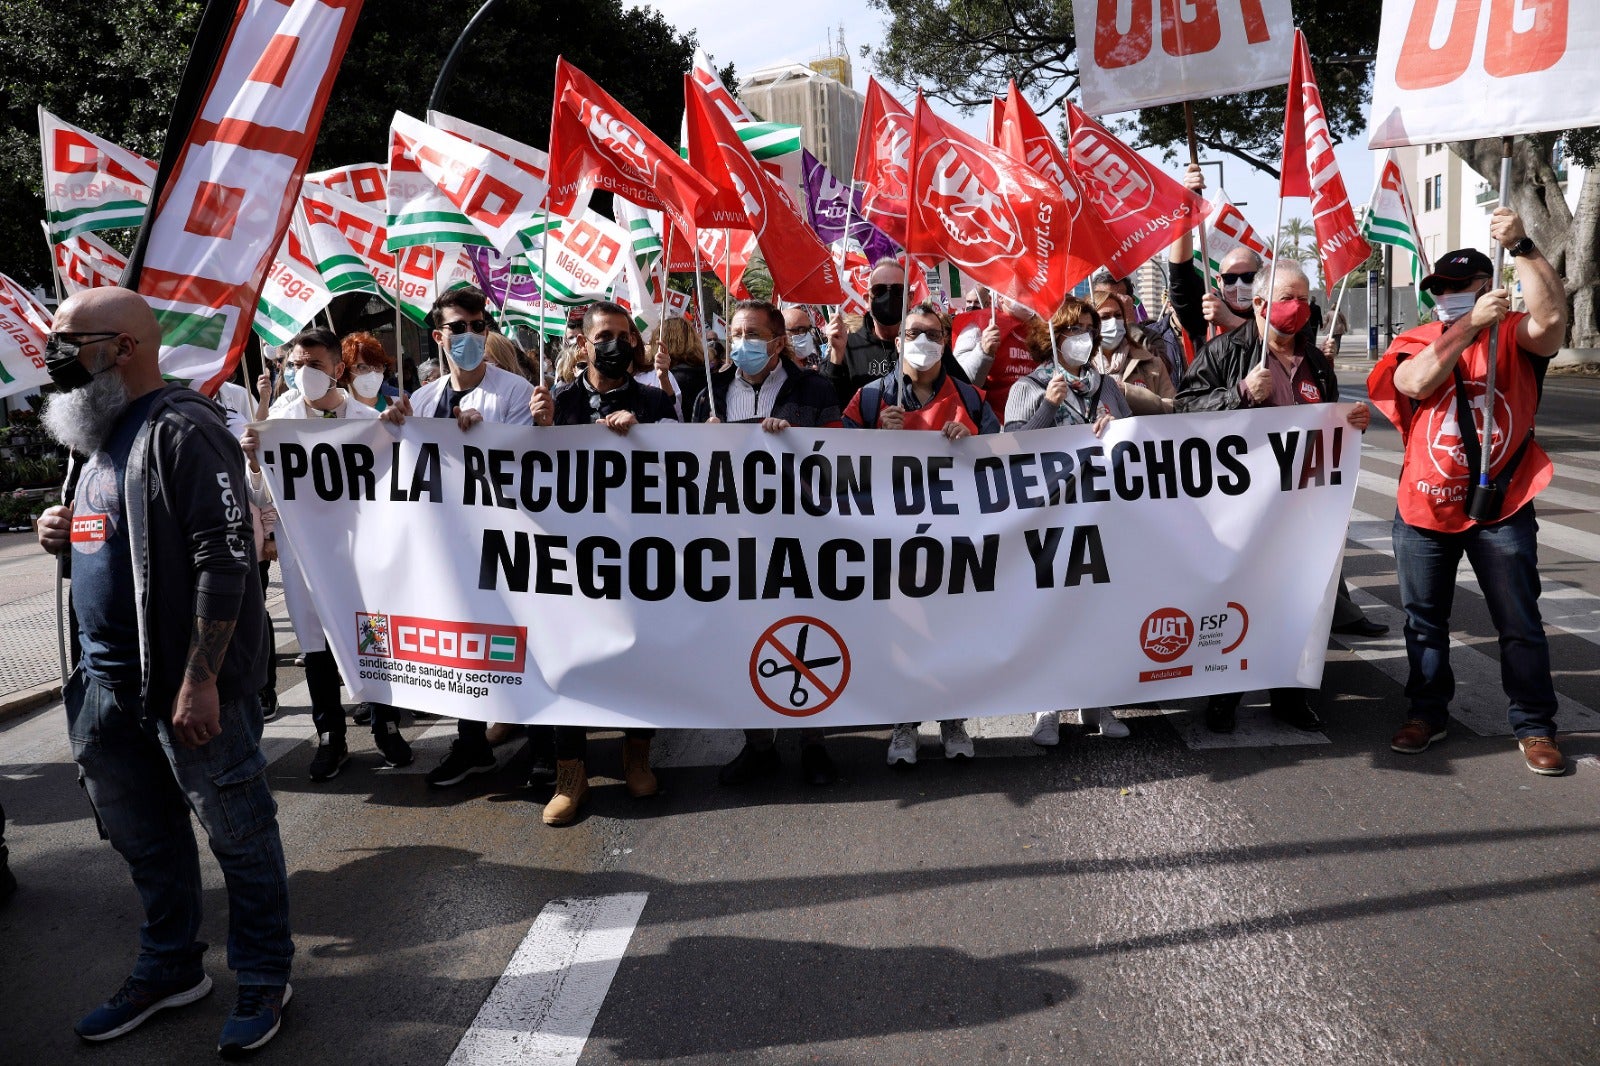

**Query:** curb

left=0, top=681, right=62, bottom=724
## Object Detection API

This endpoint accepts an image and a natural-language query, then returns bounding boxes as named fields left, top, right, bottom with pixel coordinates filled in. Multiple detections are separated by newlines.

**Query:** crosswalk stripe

left=446, top=893, right=649, bottom=1066
left=1333, top=588, right=1600, bottom=736
left=1359, top=449, right=1600, bottom=515
left=1356, top=469, right=1600, bottom=562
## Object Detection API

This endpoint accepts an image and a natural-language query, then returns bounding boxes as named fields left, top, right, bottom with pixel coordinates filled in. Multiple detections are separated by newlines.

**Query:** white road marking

left=1359, top=448, right=1600, bottom=516
left=446, top=893, right=648, bottom=1066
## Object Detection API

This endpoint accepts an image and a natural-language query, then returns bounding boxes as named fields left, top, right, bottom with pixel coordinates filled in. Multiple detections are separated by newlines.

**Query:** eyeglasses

left=906, top=327, right=945, bottom=342
left=43, top=331, right=121, bottom=362
left=786, top=325, right=812, bottom=336
left=1058, top=326, right=1090, bottom=337
left=1220, top=270, right=1258, bottom=286
left=440, top=319, right=488, bottom=335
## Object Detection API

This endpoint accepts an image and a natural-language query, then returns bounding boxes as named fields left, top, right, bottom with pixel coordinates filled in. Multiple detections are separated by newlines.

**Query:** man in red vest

left=1367, top=208, right=1569, bottom=776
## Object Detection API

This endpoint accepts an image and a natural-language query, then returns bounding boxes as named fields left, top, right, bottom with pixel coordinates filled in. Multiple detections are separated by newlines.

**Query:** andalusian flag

left=426, top=110, right=561, bottom=253
left=38, top=108, right=156, bottom=242
left=386, top=112, right=550, bottom=254
left=253, top=227, right=333, bottom=347
left=614, top=200, right=664, bottom=330
left=1362, top=149, right=1435, bottom=311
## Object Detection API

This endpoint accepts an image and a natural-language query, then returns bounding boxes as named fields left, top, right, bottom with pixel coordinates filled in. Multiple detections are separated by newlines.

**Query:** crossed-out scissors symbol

left=757, top=624, right=843, bottom=708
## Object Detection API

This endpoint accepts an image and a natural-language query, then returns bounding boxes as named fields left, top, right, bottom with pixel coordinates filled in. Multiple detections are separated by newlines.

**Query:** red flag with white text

left=1064, top=102, right=1208, bottom=279
left=1280, top=30, right=1371, bottom=293
left=121, top=0, right=364, bottom=395
left=907, top=95, right=1091, bottom=315
left=853, top=79, right=914, bottom=247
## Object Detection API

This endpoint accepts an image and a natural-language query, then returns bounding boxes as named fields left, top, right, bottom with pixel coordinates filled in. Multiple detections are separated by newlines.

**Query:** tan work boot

left=542, top=759, right=588, bottom=825
left=622, top=737, right=658, bottom=798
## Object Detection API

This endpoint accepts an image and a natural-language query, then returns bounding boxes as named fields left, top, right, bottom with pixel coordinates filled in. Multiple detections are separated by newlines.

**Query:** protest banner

left=257, top=405, right=1360, bottom=727
left=1369, top=1, right=1600, bottom=148
left=37, top=108, right=157, bottom=242
left=122, top=0, right=363, bottom=395
left=1073, top=0, right=1295, bottom=115
left=0, top=273, right=53, bottom=401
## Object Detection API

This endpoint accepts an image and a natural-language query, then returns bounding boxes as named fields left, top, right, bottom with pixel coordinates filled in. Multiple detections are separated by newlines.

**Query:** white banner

left=1073, top=0, right=1295, bottom=115
left=257, top=407, right=1361, bottom=728
left=1370, top=0, right=1600, bottom=148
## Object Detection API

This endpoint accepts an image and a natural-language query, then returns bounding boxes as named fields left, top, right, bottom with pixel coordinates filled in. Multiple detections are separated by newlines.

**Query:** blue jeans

left=65, top=671, right=293, bottom=987
left=1391, top=505, right=1558, bottom=738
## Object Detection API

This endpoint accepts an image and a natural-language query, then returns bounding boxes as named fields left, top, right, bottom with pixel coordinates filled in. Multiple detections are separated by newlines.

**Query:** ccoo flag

left=1279, top=29, right=1371, bottom=293
left=0, top=273, right=53, bottom=401
left=1362, top=150, right=1434, bottom=312
left=121, top=0, right=365, bottom=395
left=38, top=109, right=157, bottom=242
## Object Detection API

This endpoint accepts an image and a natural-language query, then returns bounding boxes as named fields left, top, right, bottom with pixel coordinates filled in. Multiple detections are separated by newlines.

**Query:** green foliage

left=0, top=0, right=700, bottom=290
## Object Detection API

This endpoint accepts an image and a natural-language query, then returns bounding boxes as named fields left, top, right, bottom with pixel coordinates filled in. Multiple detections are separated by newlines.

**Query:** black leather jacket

left=1174, top=319, right=1338, bottom=413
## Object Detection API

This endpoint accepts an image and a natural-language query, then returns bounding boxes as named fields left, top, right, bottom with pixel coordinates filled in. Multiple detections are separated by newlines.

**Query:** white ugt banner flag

left=1370, top=0, right=1600, bottom=147
left=256, top=406, right=1361, bottom=728
left=1073, top=0, right=1295, bottom=115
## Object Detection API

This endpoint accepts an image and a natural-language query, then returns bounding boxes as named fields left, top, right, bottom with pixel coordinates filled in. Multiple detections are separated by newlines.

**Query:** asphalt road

left=1, top=368, right=1596, bottom=1064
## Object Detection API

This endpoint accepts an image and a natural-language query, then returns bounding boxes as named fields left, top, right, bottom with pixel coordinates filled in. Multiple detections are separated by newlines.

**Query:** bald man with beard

left=36, top=289, right=293, bottom=1055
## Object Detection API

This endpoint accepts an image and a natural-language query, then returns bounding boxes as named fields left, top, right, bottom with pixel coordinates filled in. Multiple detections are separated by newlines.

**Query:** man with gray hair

left=1176, top=259, right=1376, bottom=734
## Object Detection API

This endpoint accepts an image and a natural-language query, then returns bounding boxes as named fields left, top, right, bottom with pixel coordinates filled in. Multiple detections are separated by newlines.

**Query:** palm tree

left=1277, top=216, right=1315, bottom=262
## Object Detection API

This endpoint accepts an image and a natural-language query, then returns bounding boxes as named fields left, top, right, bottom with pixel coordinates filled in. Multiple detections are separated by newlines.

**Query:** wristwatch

left=1508, top=236, right=1535, bottom=258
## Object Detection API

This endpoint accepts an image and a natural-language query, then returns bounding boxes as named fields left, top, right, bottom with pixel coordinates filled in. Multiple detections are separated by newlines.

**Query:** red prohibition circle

left=748, top=616, right=852, bottom=718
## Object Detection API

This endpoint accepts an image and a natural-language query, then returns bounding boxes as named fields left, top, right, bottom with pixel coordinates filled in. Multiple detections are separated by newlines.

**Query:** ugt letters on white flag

left=256, top=406, right=1361, bottom=728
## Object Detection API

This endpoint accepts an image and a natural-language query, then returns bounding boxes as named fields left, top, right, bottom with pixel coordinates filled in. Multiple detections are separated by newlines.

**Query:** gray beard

left=41, top=369, right=132, bottom=455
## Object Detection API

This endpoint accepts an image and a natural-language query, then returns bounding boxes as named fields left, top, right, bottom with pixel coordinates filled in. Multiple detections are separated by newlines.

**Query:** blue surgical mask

left=730, top=338, right=772, bottom=375
left=450, top=331, right=486, bottom=372
left=283, top=365, right=298, bottom=390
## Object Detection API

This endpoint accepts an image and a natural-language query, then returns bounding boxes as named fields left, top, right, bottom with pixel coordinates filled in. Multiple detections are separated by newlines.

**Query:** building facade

left=737, top=62, right=865, bottom=176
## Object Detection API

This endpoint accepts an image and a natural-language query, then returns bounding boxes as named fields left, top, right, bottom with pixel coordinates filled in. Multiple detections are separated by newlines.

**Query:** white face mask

left=351, top=370, right=383, bottom=398
left=296, top=366, right=333, bottom=402
left=1222, top=281, right=1255, bottom=310
left=902, top=334, right=943, bottom=371
left=790, top=333, right=817, bottom=361
left=1058, top=332, right=1096, bottom=369
left=1435, top=289, right=1482, bottom=324
left=1099, top=319, right=1126, bottom=351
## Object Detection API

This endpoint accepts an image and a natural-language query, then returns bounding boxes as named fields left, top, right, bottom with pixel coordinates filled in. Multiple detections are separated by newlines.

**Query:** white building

left=737, top=53, right=865, bottom=176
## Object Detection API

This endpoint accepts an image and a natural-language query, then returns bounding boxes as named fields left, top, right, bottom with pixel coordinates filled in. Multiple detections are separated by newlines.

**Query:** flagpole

left=538, top=214, right=553, bottom=389
left=1257, top=189, right=1287, bottom=371
left=38, top=222, right=65, bottom=305
left=1321, top=269, right=1354, bottom=352
left=1474, top=135, right=1516, bottom=517
left=36, top=107, right=67, bottom=305
left=1184, top=103, right=1216, bottom=297
left=693, top=240, right=716, bottom=420
left=836, top=177, right=856, bottom=276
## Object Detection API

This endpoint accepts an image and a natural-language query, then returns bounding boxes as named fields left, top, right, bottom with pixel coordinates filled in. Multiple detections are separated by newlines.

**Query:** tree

left=0, top=0, right=701, bottom=290
left=1276, top=217, right=1314, bottom=262
left=868, top=0, right=1599, bottom=347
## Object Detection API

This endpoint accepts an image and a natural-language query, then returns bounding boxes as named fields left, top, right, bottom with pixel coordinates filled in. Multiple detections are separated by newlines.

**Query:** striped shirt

left=724, top=360, right=788, bottom=422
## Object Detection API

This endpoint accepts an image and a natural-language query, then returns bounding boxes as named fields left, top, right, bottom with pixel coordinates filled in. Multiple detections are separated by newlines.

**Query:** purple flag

left=801, top=150, right=900, bottom=264
left=469, top=245, right=541, bottom=308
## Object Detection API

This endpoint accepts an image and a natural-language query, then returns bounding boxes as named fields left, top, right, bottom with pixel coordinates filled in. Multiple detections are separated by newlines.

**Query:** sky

left=645, top=0, right=1379, bottom=253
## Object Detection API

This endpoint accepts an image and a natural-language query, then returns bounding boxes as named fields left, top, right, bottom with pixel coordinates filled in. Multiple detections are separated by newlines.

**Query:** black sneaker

left=718, top=743, right=781, bottom=786
left=1204, top=694, right=1239, bottom=734
left=75, top=972, right=212, bottom=1041
left=352, top=703, right=374, bottom=726
left=217, top=982, right=292, bottom=1058
left=258, top=687, right=279, bottom=723
left=425, top=740, right=497, bottom=788
left=373, top=722, right=413, bottom=768
left=800, top=743, right=837, bottom=786
left=307, top=734, right=349, bottom=781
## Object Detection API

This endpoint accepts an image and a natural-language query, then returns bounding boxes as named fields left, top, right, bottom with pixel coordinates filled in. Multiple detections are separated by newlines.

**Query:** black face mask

left=43, top=334, right=118, bottom=393
left=590, top=336, right=635, bottom=380
left=869, top=284, right=904, bottom=327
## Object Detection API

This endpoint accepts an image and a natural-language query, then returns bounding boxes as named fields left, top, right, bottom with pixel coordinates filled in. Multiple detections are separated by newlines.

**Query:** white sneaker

left=1030, top=710, right=1060, bottom=747
left=940, top=720, right=975, bottom=759
left=1083, top=707, right=1130, bottom=738
left=887, top=723, right=919, bottom=766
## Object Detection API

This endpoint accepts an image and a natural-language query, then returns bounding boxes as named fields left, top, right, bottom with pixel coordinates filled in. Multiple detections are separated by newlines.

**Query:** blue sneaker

left=75, top=972, right=213, bottom=1041
left=217, top=982, right=292, bottom=1058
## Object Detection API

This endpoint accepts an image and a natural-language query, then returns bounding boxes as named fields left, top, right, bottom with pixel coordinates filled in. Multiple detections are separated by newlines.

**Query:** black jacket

left=690, top=364, right=842, bottom=426
left=1174, top=319, right=1338, bottom=413
left=552, top=373, right=678, bottom=426
left=69, top=385, right=267, bottom=718
left=668, top=362, right=708, bottom=423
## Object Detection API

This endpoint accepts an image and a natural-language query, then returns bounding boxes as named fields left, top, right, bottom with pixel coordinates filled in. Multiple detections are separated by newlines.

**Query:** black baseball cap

left=1421, top=248, right=1494, bottom=294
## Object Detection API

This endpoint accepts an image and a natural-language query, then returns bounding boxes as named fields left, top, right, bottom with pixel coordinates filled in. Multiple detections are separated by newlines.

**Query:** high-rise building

left=737, top=31, right=864, bottom=175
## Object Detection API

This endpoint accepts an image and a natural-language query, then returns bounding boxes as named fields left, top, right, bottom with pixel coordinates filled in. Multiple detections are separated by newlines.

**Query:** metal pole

left=1384, top=245, right=1395, bottom=348
left=1257, top=189, right=1287, bottom=369
left=1479, top=136, right=1515, bottom=492
left=1184, top=103, right=1216, bottom=297
left=693, top=239, right=715, bottom=419
left=537, top=215, right=553, bottom=389
left=427, top=0, right=511, bottom=114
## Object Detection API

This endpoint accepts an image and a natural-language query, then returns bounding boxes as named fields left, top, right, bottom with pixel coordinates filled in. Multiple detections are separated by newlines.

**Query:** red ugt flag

left=1065, top=102, right=1208, bottom=280
left=1280, top=29, right=1371, bottom=293
left=853, top=79, right=914, bottom=247
left=547, top=57, right=715, bottom=241
left=684, top=79, right=843, bottom=304
left=904, top=94, right=1077, bottom=318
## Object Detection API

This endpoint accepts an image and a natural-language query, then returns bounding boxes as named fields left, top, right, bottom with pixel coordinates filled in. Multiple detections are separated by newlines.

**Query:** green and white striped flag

left=613, top=200, right=664, bottom=330
left=38, top=107, right=156, bottom=242
left=385, top=115, right=490, bottom=251
left=1362, top=150, right=1435, bottom=311
left=253, top=227, right=333, bottom=348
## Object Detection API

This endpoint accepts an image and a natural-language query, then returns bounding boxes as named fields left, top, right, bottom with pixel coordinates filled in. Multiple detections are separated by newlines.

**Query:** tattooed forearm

left=184, top=616, right=236, bottom=686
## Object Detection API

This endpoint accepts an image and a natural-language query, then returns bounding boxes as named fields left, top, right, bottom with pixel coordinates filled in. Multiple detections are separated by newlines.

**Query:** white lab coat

left=408, top=363, right=535, bottom=425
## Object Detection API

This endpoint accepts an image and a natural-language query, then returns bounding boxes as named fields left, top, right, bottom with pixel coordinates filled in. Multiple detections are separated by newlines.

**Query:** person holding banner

left=842, top=302, right=995, bottom=766
left=381, top=289, right=539, bottom=789
left=825, top=259, right=969, bottom=408
left=1001, top=297, right=1134, bottom=746
left=530, top=301, right=675, bottom=824
left=35, top=288, right=292, bottom=1051
left=693, top=300, right=844, bottom=787
left=1174, top=262, right=1374, bottom=733
left=1090, top=292, right=1175, bottom=416
left=241, top=329, right=414, bottom=779
left=1367, top=212, right=1570, bottom=776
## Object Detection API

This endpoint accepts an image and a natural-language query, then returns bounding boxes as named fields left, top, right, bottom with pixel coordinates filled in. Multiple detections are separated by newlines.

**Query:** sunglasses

left=869, top=283, right=903, bottom=298
left=440, top=319, right=488, bottom=335
left=1220, top=271, right=1258, bottom=286
left=43, top=331, right=121, bottom=363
